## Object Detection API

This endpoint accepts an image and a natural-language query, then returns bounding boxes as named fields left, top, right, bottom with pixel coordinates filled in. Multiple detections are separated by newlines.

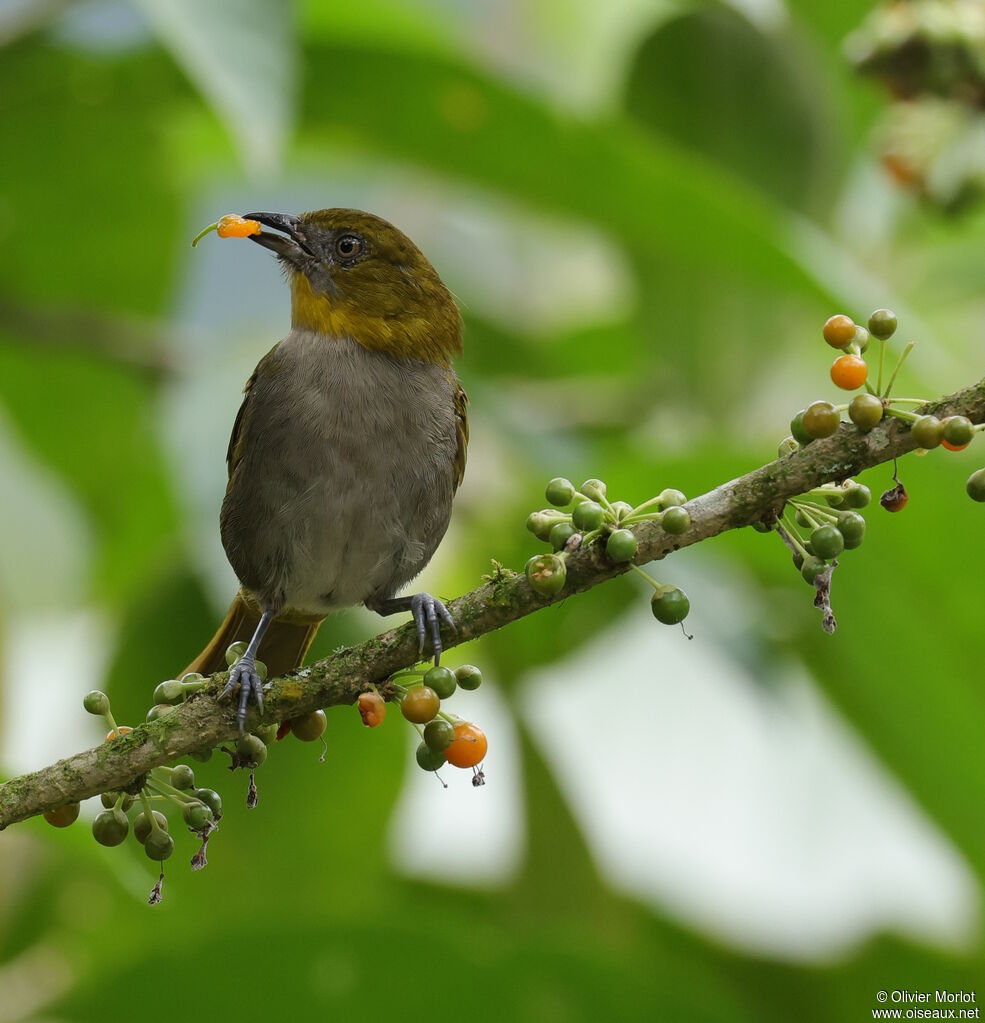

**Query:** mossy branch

left=2, top=377, right=983, bottom=829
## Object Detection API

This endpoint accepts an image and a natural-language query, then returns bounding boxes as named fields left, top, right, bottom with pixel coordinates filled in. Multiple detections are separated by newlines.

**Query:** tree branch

left=2, top=377, right=983, bottom=829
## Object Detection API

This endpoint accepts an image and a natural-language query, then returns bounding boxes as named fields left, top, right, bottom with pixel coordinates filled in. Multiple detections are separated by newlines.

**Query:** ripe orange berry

left=357, top=691, right=386, bottom=728
left=105, top=726, right=132, bottom=742
left=216, top=214, right=262, bottom=238
left=830, top=354, right=868, bottom=390
left=445, top=722, right=487, bottom=768
left=823, top=314, right=856, bottom=349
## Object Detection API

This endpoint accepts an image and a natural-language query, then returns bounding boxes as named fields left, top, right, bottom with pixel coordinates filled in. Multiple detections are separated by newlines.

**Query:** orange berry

left=823, top=314, right=856, bottom=349
left=357, top=691, right=386, bottom=728
left=445, top=721, right=487, bottom=768
left=216, top=214, right=262, bottom=239
left=942, top=438, right=970, bottom=452
left=105, top=726, right=132, bottom=742
left=830, top=354, right=868, bottom=390
left=401, top=686, right=440, bottom=724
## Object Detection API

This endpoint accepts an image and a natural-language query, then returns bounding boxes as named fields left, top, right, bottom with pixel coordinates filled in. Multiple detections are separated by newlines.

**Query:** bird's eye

left=335, top=234, right=363, bottom=260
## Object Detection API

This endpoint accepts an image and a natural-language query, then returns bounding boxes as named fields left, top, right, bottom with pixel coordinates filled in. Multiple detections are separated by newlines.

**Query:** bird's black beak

left=243, top=212, right=313, bottom=266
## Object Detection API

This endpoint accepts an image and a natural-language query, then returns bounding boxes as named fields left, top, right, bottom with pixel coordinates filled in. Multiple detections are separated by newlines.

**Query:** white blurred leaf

left=127, top=0, right=296, bottom=175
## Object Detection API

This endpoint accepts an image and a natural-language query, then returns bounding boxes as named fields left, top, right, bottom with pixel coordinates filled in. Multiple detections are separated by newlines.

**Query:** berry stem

left=882, top=341, right=914, bottom=399
left=777, top=518, right=809, bottom=560
left=887, top=398, right=930, bottom=405
left=629, top=563, right=662, bottom=591
left=883, top=406, right=920, bottom=423
left=138, top=787, right=163, bottom=833
left=147, top=772, right=199, bottom=804
left=877, top=338, right=886, bottom=395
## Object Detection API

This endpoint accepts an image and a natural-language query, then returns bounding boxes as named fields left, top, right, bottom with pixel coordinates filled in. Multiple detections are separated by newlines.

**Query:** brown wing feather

left=453, top=383, right=469, bottom=493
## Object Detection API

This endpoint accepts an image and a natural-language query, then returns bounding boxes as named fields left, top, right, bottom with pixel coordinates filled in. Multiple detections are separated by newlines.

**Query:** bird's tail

left=182, top=592, right=322, bottom=679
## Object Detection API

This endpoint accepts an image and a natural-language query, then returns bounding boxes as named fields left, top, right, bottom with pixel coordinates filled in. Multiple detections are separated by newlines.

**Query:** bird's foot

left=221, top=655, right=265, bottom=734
left=369, top=592, right=456, bottom=664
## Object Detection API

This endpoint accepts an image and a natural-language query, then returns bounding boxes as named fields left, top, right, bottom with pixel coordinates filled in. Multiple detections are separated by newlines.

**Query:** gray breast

left=220, top=330, right=459, bottom=614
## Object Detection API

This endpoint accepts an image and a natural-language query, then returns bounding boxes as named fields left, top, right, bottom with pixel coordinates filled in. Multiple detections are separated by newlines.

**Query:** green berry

left=146, top=703, right=176, bottom=722
left=545, top=477, right=576, bottom=507
left=44, top=802, right=81, bottom=828
left=92, top=808, right=129, bottom=847
left=236, top=733, right=267, bottom=766
left=454, top=665, right=482, bottom=691
left=910, top=415, right=943, bottom=449
left=171, top=764, right=195, bottom=790
left=253, top=723, right=278, bottom=745
left=867, top=308, right=897, bottom=340
left=943, top=415, right=974, bottom=447
left=416, top=741, right=447, bottom=772
left=610, top=500, right=633, bottom=520
left=836, top=511, right=866, bottom=549
left=153, top=678, right=185, bottom=704
left=189, top=747, right=213, bottom=763
left=424, top=665, right=457, bottom=699
left=802, top=401, right=840, bottom=439
left=967, top=468, right=985, bottom=502
left=83, top=690, right=110, bottom=716
left=571, top=500, right=605, bottom=531
left=225, top=641, right=248, bottom=666
left=134, top=810, right=168, bottom=845
left=192, top=788, right=223, bottom=820
left=144, top=830, right=175, bottom=862
left=810, top=523, right=845, bottom=559
left=790, top=411, right=813, bottom=446
left=801, top=556, right=827, bottom=584
left=291, top=709, right=327, bottom=741
left=525, top=553, right=567, bottom=596
left=526, top=510, right=564, bottom=542
left=848, top=393, right=883, bottom=432
left=778, top=437, right=799, bottom=457
left=794, top=508, right=812, bottom=529
left=606, top=528, right=637, bottom=563
left=657, top=488, right=686, bottom=509
left=844, top=483, right=871, bottom=508
left=650, top=586, right=690, bottom=625
left=661, top=506, right=690, bottom=535
left=424, top=718, right=455, bottom=751
left=853, top=325, right=871, bottom=353
left=549, top=521, right=577, bottom=551
left=183, top=801, right=214, bottom=829
left=579, top=478, right=607, bottom=501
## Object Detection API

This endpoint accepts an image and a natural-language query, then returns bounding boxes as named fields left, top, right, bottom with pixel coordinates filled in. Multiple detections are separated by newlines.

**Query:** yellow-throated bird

left=183, top=209, right=467, bottom=730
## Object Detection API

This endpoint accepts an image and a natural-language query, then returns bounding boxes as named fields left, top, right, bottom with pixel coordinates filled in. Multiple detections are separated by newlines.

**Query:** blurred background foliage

left=1, top=0, right=984, bottom=1019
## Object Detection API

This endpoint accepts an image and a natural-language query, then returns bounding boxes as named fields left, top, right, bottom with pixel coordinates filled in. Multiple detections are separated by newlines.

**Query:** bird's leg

left=367, top=593, right=456, bottom=664
left=221, top=607, right=276, bottom=733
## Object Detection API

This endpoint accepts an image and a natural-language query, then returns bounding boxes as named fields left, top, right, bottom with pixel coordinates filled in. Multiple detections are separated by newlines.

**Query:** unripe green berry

left=171, top=764, right=195, bottom=790
left=657, top=488, right=686, bottom=509
left=571, top=501, right=605, bottom=531
left=416, top=741, right=446, bottom=772
left=650, top=586, right=690, bottom=625
left=424, top=665, right=457, bottom=699
left=144, top=830, right=174, bottom=862
left=525, top=553, right=567, bottom=596
left=44, top=802, right=81, bottom=828
left=836, top=511, right=866, bottom=549
left=424, top=718, right=455, bottom=751
left=867, top=308, right=897, bottom=340
left=454, top=664, right=483, bottom=691
left=790, top=411, right=813, bottom=446
left=183, top=801, right=214, bottom=829
left=100, top=791, right=134, bottom=811
left=134, top=810, right=168, bottom=844
left=661, top=506, right=691, bottom=535
left=146, top=703, right=175, bottom=722
left=802, top=401, right=840, bottom=439
left=191, top=788, right=223, bottom=819
left=549, top=521, right=577, bottom=551
left=92, top=808, right=129, bottom=847
left=966, top=468, right=985, bottom=502
left=153, top=679, right=185, bottom=704
left=579, top=478, right=607, bottom=501
left=910, top=415, right=943, bottom=449
left=606, top=528, right=637, bottom=563
left=848, top=393, right=883, bottom=432
left=225, top=641, right=248, bottom=666
left=943, top=415, right=974, bottom=447
left=801, top=556, right=827, bottom=584
left=545, top=477, right=575, bottom=506
left=83, top=690, right=110, bottom=716
left=853, top=325, right=871, bottom=353
left=236, top=733, right=267, bottom=766
left=844, top=483, right=871, bottom=508
left=810, top=524, right=844, bottom=560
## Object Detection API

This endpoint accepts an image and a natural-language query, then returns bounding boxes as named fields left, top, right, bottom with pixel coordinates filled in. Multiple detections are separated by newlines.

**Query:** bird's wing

left=225, top=366, right=258, bottom=483
left=453, top=383, right=469, bottom=493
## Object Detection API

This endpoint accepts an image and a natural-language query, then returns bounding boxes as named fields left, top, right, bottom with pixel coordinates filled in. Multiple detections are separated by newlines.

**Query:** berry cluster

left=775, top=308, right=983, bottom=628
left=363, top=664, right=487, bottom=787
left=525, top=477, right=692, bottom=630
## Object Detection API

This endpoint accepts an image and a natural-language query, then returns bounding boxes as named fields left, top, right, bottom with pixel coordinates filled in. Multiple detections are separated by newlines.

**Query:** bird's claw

left=409, top=592, right=456, bottom=665
left=221, top=656, right=264, bottom=734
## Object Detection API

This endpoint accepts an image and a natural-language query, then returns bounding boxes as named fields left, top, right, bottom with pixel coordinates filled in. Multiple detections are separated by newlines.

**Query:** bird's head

left=245, top=208, right=462, bottom=366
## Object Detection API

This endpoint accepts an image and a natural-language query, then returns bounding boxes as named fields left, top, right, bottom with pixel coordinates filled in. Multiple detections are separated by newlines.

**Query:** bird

left=181, top=208, right=468, bottom=732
